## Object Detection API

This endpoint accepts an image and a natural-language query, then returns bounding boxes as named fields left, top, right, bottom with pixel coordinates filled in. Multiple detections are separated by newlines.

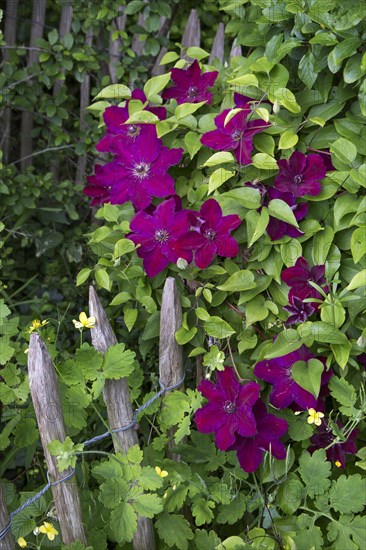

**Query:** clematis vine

left=254, top=345, right=325, bottom=410
left=274, top=151, right=327, bottom=197
left=195, top=366, right=260, bottom=450
left=162, top=60, right=218, bottom=104
left=284, top=295, right=316, bottom=325
left=201, top=105, right=269, bottom=165
left=228, top=400, right=288, bottom=473
left=178, top=198, right=241, bottom=269
left=266, top=188, right=308, bottom=241
left=281, top=256, right=328, bottom=306
left=309, top=420, right=358, bottom=468
left=127, top=198, right=193, bottom=278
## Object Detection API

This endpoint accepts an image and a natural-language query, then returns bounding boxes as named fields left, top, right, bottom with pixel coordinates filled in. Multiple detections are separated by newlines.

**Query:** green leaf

left=204, top=316, right=236, bottom=339
left=186, top=47, right=210, bottom=60
left=125, top=0, right=145, bottom=14
left=113, top=239, right=135, bottom=258
left=133, top=493, right=163, bottom=518
left=102, top=343, right=135, bottom=380
left=271, top=87, right=301, bottom=113
left=94, top=84, right=131, bottom=100
left=298, top=51, right=317, bottom=88
left=144, top=73, right=171, bottom=100
left=75, top=344, right=103, bottom=380
left=0, top=300, right=11, bottom=319
left=327, top=514, right=366, bottom=550
left=184, top=131, right=202, bottom=159
left=208, top=168, right=235, bottom=194
left=192, top=498, right=215, bottom=526
left=328, top=38, right=361, bottom=73
left=13, top=418, right=38, bottom=447
left=99, top=477, right=127, bottom=508
left=48, top=28, right=58, bottom=46
left=329, top=376, right=357, bottom=416
left=246, top=296, right=269, bottom=326
left=175, top=326, right=197, bottom=345
left=95, top=269, right=111, bottom=291
left=110, top=502, right=137, bottom=543
left=329, top=475, right=366, bottom=514
left=351, top=227, right=366, bottom=263
left=0, top=338, right=14, bottom=365
left=278, top=129, right=299, bottom=150
left=297, top=321, right=349, bottom=345
left=293, top=514, right=324, bottom=550
left=277, top=475, right=304, bottom=515
left=203, top=152, right=235, bottom=167
left=292, top=358, right=324, bottom=398
left=139, top=466, right=164, bottom=490
left=110, top=292, right=132, bottom=306
left=320, top=297, right=345, bottom=328
left=155, top=512, right=194, bottom=550
left=346, top=269, right=366, bottom=290
left=217, top=270, right=256, bottom=292
left=330, top=138, right=357, bottom=164
left=309, top=32, right=338, bottom=46
left=246, top=208, right=269, bottom=247
left=312, top=227, right=334, bottom=264
left=228, top=74, right=259, bottom=87
left=124, top=308, right=138, bottom=332
left=298, top=450, right=331, bottom=498
left=268, top=199, right=299, bottom=227
left=263, top=329, right=303, bottom=359
left=127, top=110, right=159, bottom=124
left=76, top=268, right=92, bottom=286
left=160, top=51, right=180, bottom=65
left=221, top=187, right=262, bottom=209
left=175, top=102, right=206, bottom=120
left=217, top=494, right=247, bottom=525
left=252, top=153, right=278, bottom=170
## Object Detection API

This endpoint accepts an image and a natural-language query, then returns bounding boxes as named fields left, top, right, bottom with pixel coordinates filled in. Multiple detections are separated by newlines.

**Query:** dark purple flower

left=234, top=93, right=252, bottom=107
left=357, top=353, right=366, bottom=369
left=127, top=198, right=192, bottom=278
left=254, top=345, right=323, bottom=410
left=274, top=151, right=327, bottom=197
left=162, top=60, right=218, bottom=105
left=84, top=164, right=111, bottom=206
left=195, top=366, right=260, bottom=450
left=201, top=107, right=269, bottom=165
left=266, top=188, right=308, bottom=241
left=86, top=131, right=183, bottom=210
left=309, top=420, right=358, bottom=468
left=229, top=400, right=288, bottom=473
left=309, top=149, right=334, bottom=172
left=284, top=296, right=315, bottom=325
left=281, top=256, right=327, bottom=305
left=130, top=88, right=167, bottom=120
left=178, top=199, right=241, bottom=269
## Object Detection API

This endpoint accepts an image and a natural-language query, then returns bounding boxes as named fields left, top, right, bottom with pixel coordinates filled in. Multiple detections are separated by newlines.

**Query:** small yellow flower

left=72, top=312, right=96, bottom=330
left=28, top=319, right=48, bottom=334
left=17, top=538, right=27, bottom=548
left=307, top=408, right=324, bottom=427
left=39, top=522, right=59, bottom=541
left=335, top=460, right=342, bottom=468
left=155, top=466, right=168, bottom=478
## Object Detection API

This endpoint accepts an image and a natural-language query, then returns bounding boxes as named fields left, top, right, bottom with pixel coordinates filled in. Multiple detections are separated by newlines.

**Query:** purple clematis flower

left=195, top=366, right=260, bottom=450
left=309, top=420, right=358, bottom=468
left=178, top=198, right=241, bottom=269
left=86, top=131, right=183, bottom=210
left=266, top=188, right=308, bottom=241
left=201, top=106, right=269, bottom=165
left=83, top=164, right=112, bottom=206
left=162, top=60, right=218, bottom=105
left=274, top=151, right=327, bottom=197
left=281, top=256, right=327, bottom=305
left=284, top=295, right=316, bottom=325
left=127, top=198, right=192, bottom=278
left=228, top=400, right=288, bottom=472
left=254, top=345, right=322, bottom=410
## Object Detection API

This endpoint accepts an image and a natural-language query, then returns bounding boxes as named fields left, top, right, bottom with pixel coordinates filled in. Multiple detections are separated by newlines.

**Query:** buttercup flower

left=229, top=400, right=288, bottom=473
left=201, top=106, right=269, bottom=165
left=127, top=198, right=193, bottom=278
left=266, top=188, right=308, bottom=241
left=284, top=295, right=316, bottom=325
left=28, top=319, right=48, bottom=334
left=73, top=312, right=96, bottom=330
left=254, top=345, right=322, bottom=410
left=281, top=256, right=327, bottom=305
left=86, top=131, right=183, bottom=210
left=17, top=538, right=27, bottom=548
left=274, top=151, right=327, bottom=197
left=178, top=198, right=241, bottom=269
left=39, top=522, right=59, bottom=541
left=195, top=366, right=260, bottom=450
left=307, top=408, right=324, bottom=426
left=155, top=466, right=168, bottom=478
left=162, top=60, right=218, bottom=104
left=309, top=420, right=358, bottom=468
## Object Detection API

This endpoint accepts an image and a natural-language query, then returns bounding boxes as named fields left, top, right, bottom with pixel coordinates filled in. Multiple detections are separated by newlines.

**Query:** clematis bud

left=176, top=257, right=188, bottom=270
left=273, top=99, right=280, bottom=114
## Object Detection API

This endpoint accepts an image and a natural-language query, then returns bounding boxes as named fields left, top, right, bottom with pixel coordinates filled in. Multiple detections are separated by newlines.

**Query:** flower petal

left=236, top=438, right=263, bottom=472
left=195, top=402, right=225, bottom=433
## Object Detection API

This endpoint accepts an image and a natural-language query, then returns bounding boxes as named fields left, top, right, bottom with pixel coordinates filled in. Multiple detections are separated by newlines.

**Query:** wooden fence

left=0, top=277, right=185, bottom=547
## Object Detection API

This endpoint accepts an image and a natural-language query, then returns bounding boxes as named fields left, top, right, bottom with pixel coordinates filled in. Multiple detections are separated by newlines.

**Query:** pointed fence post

left=182, top=9, right=200, bottom=54
left=27, top=334, right=87, bottom=545
left=230, top=38, right=242, bottom=59
left=0, top=483, right=14, bottom=549
left=88, top=286, right=156, bottom=550
left=209, top=22, right=225, bottom=64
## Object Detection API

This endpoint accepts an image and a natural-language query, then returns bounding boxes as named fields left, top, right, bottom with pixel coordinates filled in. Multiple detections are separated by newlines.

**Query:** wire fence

left=0, top=375, right=185, bottom=542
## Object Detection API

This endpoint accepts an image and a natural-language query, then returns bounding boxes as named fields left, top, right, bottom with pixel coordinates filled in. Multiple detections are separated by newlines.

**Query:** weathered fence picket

left=209, top=22, right=225, bottom=64
left=0, top=483, right=13, bottom=549
left=27, top=334, right=87, bottom=545
left=88, top=285, right=156, bottom=550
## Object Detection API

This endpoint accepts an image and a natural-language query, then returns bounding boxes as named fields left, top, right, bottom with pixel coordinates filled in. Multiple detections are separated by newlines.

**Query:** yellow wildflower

left=335, top=460, right=342, bottom=468
left=155, top=466, right=168, bottom=478
left=17, top=538, right=27, bottom=548
left=307, top=408, right=324, bottom=427
left=72, top=312, right=96, bottom=330
left=28, top=319, right=48, bottom=334
left=39, top=522, right=58, bottom=541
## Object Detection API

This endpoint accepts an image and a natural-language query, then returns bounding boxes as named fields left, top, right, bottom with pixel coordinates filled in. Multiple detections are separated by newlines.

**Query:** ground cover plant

left=1, top=0, right=366, bottom=549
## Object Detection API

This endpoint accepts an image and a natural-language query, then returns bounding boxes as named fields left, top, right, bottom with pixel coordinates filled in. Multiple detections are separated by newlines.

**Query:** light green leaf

left=144, top=73, right=171, bottom=99
left=110, top=502, right=137, bottom=543
left=278, top=129, right=299, bottom=149
left=298, top=51, right=317, bottom=88
left=329, top=475, right=366, bottom=514
left=329, top=376, right=357, bottom=416
left=184, top=131, right=202, bottom=159
left=346, top=269, right=366, bottom=290
left=263, top=329, right=303, bottom=359
left=221, top=187, right=262, bottom=209
left=228, top=74, right=259, bottom=87
left=186, top=47, right=210, bottom=60
left=175, top=102, right=206, bottom=120
left=247, top=208, right=270, bottom=247
left=204, top=316, right=236, bottom=339
left=298, top=450, right=331, bottom=498
left=133, top=494, right=163, bottom=518
left=208, top=168, right=235, bottom=194
left=110, top=292, right=131, bottom=306
left=292, top=358, right=324, bottom=398
left=252, top=153, right=278, bottom=170
left=113, top=239, right=135, bottom=258
left=203, top=151, right=235, bottom=167
left=124, top=308, right=138, bottom=332
left=175, top=326, right=197, bottom=345
left=271, top=87, right=301, bottom=113
left=160, top=51, right=180, bottom=65
left=268, top=199, right=299, bottom=227
left=330, top=138, right=357, bottom=164
left=155, top=512, right=194, bottom=550
left=95, top=269, right=111, bottom=291
left=94, top=84, right=131, bottom=101
left=351, top=227, right=366, bottom=263
left=328, top=38, right=361, bottom=73
left=217, top=270, right=256, bottom=292
left=76, top=268, right=92, bottom=286
left=103, top=343, right=135, bottom=380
